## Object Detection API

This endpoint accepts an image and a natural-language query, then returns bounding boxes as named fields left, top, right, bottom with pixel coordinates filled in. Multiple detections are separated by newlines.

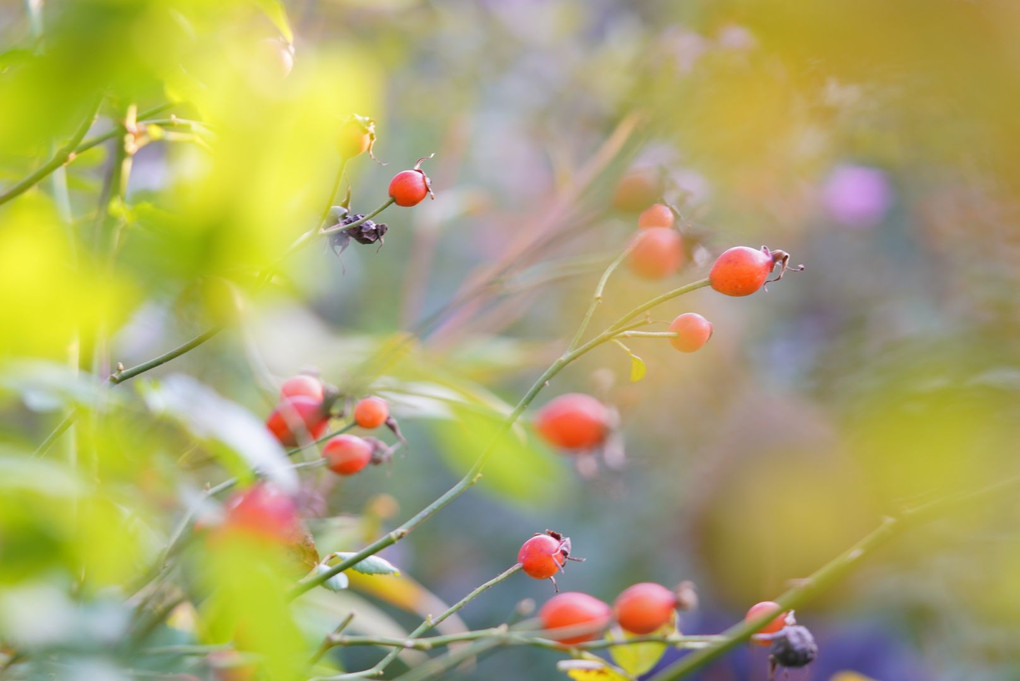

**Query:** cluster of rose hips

left=532, top=238, right=803, bottom=461
left=265, top=373, right=401, bottom=477
left=517, top=531, right=693, bottom=643
left=517, top=531, right=816, bottom=674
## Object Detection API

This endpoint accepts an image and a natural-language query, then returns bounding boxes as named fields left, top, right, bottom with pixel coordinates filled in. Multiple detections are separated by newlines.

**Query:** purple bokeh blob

left=823, top=165, right=893, bottom=228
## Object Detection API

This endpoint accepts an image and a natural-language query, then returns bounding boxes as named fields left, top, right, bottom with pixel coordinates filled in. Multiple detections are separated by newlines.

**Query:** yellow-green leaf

left=557, top=659, right=633, bottom=681
left=607, top=620, right=674, bottom=677
left=628, top=354, right=647, bottom=382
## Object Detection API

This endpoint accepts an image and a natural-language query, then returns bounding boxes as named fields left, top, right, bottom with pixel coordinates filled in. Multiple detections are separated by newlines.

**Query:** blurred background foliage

left=1, top=0, right=1019, bottom=680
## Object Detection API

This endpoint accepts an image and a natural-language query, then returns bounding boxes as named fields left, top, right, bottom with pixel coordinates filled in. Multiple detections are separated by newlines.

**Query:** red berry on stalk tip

left=709, top=246, right=802, bottom=297
left=627, top=227, right=684, bottom=280
left=613, top=582, right=679, bottom=635
left=354, top=396, right=390, bottom=429
left=613, top=170, right=663, bottom=213
left=321, top=434, right=373, bottom=476
left=539, top=592, right=612, bottom=645
left=266, top=396, right=330, bottom=447
left=338, top=115, right=376, bottom=159
left=535, top=393, right=610, bottom=451
left=518, top=530, right=580, bottom=590
left=279, top=374, right=324, bottom=402
left=221, top=483, right=302, bottom=545
left=745, top=601, right=788, bottom=647
left=668, top=313, right=713, bottom=353
left=389, top=155, right=435, bottom=207
left=637, top=203, right=675, bottom=229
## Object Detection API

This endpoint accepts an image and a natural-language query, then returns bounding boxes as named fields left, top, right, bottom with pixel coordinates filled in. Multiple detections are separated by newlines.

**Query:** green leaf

left=327, top=552, right=401, bottom=576
left=612, top=340, right=646, bottom=382
left=0, top=360, right=115, bottom=412
left=607, top=622, right=673, bottom=677
left=628, top=353, right=647, bottom=382
left=0, top=451, right=83, bottom=497
left=431, top=400, right=565, bottom=505
left=139, top=374, right=297, bottom=492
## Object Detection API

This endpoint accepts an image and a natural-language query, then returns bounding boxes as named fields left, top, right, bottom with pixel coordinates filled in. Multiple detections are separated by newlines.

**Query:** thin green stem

left=109, top=326, right=224, bottom=384
left=319, top=198, right=396, bottom=236
left=0, top=96, right=102, bottom=206
left=74, top=103, right=178, bottom=155
left=647, top=476, right=1020, bottom=681
left=327, top=565, right=523, bottom=675
left=291, top=278, right=710, bottom=599
left=615, top=331, right=677, bottom=339
left=319, top=158, right=349, bottom=225
left=607, top=279, right=711, bottom=333
left=568, top=242, right=636, bottom=351
left=140, top=644, right=229, bottom=657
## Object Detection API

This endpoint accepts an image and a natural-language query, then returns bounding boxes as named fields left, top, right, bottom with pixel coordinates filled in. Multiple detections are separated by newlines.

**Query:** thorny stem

left=647, top=476, right=1020, bottom=681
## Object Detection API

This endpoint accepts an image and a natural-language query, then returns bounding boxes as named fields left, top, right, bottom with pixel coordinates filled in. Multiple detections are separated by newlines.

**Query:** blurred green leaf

left=0, top=361, right=113, bottom=412
left=431, top=400, right=565, bottom=505
left=139, top=374, right=297, bottom=492
left=0, top=452, right=83, bottom=497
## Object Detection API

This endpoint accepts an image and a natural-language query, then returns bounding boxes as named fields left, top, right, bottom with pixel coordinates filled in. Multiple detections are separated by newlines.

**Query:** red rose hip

left=668, top=313, right=713, bottom=352
left=389, top=155, right=434, bottom=207
left=709, top=245, right=800, bottom=296
left=321, top=434, right=373, bottom=476
left=637, top=203, right=675, bottom=229
left=627, top=227, right=684, bottom=280
left=745, top=601, right=788, bottom=646
left=338, top=115, right=375, bottom=159
left=518, top=530, right=579, bottom=590
left=539, top=592, right=612, bottom=645
left=221, top=483, right=301, bottom=544
left=279, top=374, right=324, bottom=402
left=613, top=582, right=678, bottom=634
left=535, top=393, right=610, bottom=451
left=354, top=397, right=389, bottom=429
left=266, top=396, right=330, bottom=447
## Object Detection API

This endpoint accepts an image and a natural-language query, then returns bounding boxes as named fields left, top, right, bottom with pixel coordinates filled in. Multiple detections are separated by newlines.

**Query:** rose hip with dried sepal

left=321, top=434, right=373, bottom=476
left=709, top=245, right=803, bottom=297
left=354, top=396, right=389, bottom=429
left=389, top=154, right=435, bottom=207
left=337, top=114, right=376, bottom=160
left=518, top=530, right=584, bottom=591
